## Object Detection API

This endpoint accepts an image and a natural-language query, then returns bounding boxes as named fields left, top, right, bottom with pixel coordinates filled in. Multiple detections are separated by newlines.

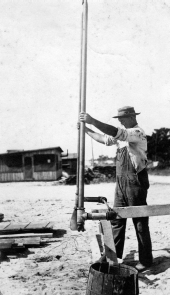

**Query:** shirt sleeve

left=104, top=134, right=118, bottom=146
left=115, top=127, right=147, bottom=143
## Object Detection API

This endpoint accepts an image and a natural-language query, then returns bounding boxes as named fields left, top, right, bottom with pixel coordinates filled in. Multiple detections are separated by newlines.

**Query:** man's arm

left=85, top=127, right=105, bottom=144
left=79, top=112, right=118, bottom=137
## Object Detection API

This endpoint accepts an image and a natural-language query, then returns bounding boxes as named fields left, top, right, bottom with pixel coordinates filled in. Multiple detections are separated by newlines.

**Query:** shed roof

left=0, top=147, right=63, bottom=156
left=62, top=153, right=77, bottom=160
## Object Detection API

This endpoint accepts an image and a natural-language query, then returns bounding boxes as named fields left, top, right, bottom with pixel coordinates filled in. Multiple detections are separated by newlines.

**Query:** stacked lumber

left=0, top=233, right=53, bottom=248
left=0, top=222, right=55, bottom=259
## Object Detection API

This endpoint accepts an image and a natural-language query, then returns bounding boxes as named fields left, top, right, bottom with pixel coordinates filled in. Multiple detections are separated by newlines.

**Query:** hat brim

left=112, top=112, right=140, bottom=118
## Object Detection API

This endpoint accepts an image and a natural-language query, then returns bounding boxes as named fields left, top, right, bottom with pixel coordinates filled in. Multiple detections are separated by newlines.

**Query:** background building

left=62, top=153, right=77, bottom=176
left=0, top=147, right=63, bottom=182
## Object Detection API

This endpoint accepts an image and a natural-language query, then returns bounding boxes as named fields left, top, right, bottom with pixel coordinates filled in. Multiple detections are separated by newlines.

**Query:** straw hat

left=113, top=106, right=140, bottom=118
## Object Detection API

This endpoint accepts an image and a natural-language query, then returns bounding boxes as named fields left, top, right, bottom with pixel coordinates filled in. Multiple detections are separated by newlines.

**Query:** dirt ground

left=0, top=175, right=170, bottom=295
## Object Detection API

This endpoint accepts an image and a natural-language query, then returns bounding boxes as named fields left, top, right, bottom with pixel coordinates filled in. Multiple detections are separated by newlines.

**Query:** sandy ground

left=0, top=175, right=170, bottom=295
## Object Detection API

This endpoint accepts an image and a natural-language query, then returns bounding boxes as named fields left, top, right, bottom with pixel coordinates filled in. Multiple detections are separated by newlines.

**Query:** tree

left=97, top=155, right=109, bottom=162
left=147, top=128, right=170, bottom=163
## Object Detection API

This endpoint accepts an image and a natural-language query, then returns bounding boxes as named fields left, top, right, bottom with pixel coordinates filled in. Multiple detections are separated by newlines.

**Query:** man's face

left=118, top=117, right=133, bottom=128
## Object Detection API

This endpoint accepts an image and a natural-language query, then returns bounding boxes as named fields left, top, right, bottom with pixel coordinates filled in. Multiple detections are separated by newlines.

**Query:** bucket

left=86, top=262, right=139, bottom=295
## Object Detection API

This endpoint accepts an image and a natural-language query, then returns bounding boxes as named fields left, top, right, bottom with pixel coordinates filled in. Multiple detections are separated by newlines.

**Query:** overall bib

left=111, top=146, right=153, bottom=266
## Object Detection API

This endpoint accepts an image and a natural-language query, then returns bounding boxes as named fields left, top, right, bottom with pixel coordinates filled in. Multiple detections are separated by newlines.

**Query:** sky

left=0, top=0, right=170, bottom=160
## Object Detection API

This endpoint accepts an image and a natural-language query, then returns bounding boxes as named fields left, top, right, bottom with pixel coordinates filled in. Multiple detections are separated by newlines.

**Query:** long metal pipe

left=69, top=13, right=84, bottom=231
left=77, top=0, right=88, bottom=230
left=76, top=12, right=83, bottom=196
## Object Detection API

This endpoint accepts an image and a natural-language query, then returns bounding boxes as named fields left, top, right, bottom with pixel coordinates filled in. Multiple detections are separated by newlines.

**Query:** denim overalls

left=111, top=146, right=153, bottom=266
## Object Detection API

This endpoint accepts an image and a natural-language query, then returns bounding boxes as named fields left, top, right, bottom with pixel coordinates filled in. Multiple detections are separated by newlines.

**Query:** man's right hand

left=79, top=112, right=93, bottom=124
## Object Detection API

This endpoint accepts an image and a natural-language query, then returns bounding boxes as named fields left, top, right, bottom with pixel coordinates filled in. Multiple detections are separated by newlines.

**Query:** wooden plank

left=0, top=242, right=13, bottom=250
left=0, top=223, right=29, bottom=231
left=14, top=237, right=40, bottom=245
left=100, top=220, right=118, bottom=264
left=0, top=238, right=15, bottom=243
left=0, top=233, right=53, bottom=239
left=96, top=234, right=104, bottom=254
left=25, top=222, right=53, bottom=230
left=12, top=245, right=25, bottom=250
left=0, top=237, right=40, bottom=248
left=0, top=223, right=11, bottom=230
left=0, top=222, right=54, bottom=232
left=91, top=204, right=170, bottom=219
left=90, top=234, right=103, bottom=263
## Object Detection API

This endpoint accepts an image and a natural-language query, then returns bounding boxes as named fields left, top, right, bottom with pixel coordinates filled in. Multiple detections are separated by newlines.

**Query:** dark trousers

left=111, top=170, right=153, bottom=266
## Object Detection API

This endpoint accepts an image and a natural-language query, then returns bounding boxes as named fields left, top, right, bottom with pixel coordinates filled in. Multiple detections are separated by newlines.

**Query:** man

left=79, top=106, right=153, bottom=271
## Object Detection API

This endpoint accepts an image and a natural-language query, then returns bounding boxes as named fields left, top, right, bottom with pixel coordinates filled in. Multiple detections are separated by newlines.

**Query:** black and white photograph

left=0, top=1, right=170, bottom=294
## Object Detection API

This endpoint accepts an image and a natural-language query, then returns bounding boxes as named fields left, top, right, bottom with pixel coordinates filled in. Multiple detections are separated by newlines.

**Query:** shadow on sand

left=123, top=248, right=170, bottom=285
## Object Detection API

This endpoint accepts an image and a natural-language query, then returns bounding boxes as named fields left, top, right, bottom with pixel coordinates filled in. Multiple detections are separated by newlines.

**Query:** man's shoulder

left=128, top=125, right=146, bottom=134
left=127, top=125, right=147, bottom=142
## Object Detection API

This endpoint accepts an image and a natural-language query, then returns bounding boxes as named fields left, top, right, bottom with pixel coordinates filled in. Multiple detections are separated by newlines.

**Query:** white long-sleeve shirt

left=104, top=125, right=148, bottom=173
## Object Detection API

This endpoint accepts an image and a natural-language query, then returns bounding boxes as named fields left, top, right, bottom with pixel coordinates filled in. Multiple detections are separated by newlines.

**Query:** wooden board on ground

left=0, top=242, right=13, bottom=250
left=0, top=233, right=53, bottom=239
left=92, top=204, right=170, bottom=219
left=14, top=237, right=41, bottom=246
left=0, top=237, right=40, bottom=244
left=0, top=221, right=54, bottom=233
left=0, top=236, right=44, bottom=253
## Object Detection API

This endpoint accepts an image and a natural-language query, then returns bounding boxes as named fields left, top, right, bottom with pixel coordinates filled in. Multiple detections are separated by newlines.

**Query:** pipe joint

left=77, top=208, right=86, bottom=232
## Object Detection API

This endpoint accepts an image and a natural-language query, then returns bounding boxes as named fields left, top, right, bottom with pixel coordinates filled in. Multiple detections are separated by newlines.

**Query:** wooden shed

left=0, top=147, right=63, bottom=182
left=62, top=153, right=77, bottom=175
